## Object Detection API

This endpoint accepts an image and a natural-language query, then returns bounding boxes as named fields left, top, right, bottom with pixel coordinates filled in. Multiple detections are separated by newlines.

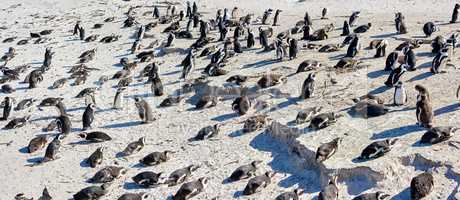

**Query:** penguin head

left=199, top=177, right=209, bottom=187
left=251, top=160, right=263, bottom=168
left=134, top=97, right=142, bottom=102
left=188, top=164, right=201, bottom=172
left=97, top=146, right=106, bottom=153
left=88, top=103, right=96, bottom=110
left=308, top=73, right=316, bottom=80
left=140, top=193, right=150, bottom=200
left=376, top=192, right=390, bottom=199
left=265, top=171, right=276, bottom=178
left=138, top=137, right=146, bottom=145
left=395, top=81, right=403, bottom=88
left=294, top=188, right=304, bottom=196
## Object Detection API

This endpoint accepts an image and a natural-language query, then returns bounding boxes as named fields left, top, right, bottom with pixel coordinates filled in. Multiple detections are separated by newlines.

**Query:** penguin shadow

left=407, top=71, right=433, bottom=82
left=269, top=97, right=299, bottom=112
left=228, top=130, right=247, bottom=138
left=63, top=38, right=80, bottom=42
left=328, top=53, right=346, bottom=61
left=416, top=61, right=432, bottom=69
left=371, top=124, right=426, bottom=140
left=131, top=162, right=145, bottom=169
left=434, top=103, right=460, bottom=116
left=161, top=70, right=182, bottom=76
left=211, top=112, right=239, bottom=122
left=79, top=159, right=91, bottom=168
left=18, top=147, right=29, bottom=154
left=101, top=121, right=143, bottom=129
left=390, top=187, right=410, bottom=200
left=123, top=182, right=144, bottom=190
left=232, top=191, right=244, bottom=198
left=369, top=85, right=391, bottom=95
left=115, top=53, right=131, bottom=58
left=15, top=86, right=29, bottom=91
left=26, top=156, right=43, bottom=164
left=164, top=80, right=181, bottom=86
left=411, top=141, right=432, bottom=148
left=125, top=93, right=151, bottom=100
left=367, top=69, right=389, bottom=78
left=66, top=106, right=86, bottom=113
left=370, top=32, right=399, bottom=39
left=68, top=140, right=92, bottom=146
left=243, top=59, right=277, bottom=68
left=416, top=52, right=434, bottom=58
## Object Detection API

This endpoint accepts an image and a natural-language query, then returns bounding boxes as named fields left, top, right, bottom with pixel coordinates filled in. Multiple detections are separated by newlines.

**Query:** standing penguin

left=395, top=12, right=408, bottom=34
left=43, top=134, right=63, bottom=162
left=55, top=115, right=72, bottom=135
left=273, top=9, right=282, bottom=26
left=403, top=46, right=417, bottom=71
left=318, top=177, right=339, bottom=200
left=137, top=25, right=145, bottom=41
left=259, top=27, right=270, bottom=51
left=165, top=33, right=175, bottom=47
left=393, top=81, right=408, bottom=106
left=346, top=35, right=360, bottom=58
left=289, top=38, right=298, bottom=60
left=247, top=28, right=255, bottom=48
left=349, top=11, right=360, bottom=26
left=1, top=96, right=13, bottom=121
left=451, top=4, right=460, bottom=23
left=82, top=103, right=95, bottom=130
left=232, top=95, right=251, bottom=115
left=304, top=11, right=312, bottom=26
left=262, top=9, right=272, bottom=25
left=316, top=138, right=342, bottom=162
left=79, top=26, right=85, bottom=41
left=422, top=22, right=438, bottom=37
left=153, top=6, right=160, bottom=18
left=134, top=97, right=155, bottom=124
left=384, top=64, right=407, bottom=87
left=341, top=21, right=350, bottom=36
left=113, top=87, right=126, bottom=109
left=384, top=51, right=399, bottom=71
left=299, top=73, right=315, bottom=99
left=303, top=25, right=311, bottom=40
left=374, top=40, right=388, bottom=58
left=181, top=50, right=195, bottom=79
left=410, top=172, right=434, bottom=200
left=431, top=47, right=449, bottom=74
left=234, top=39, right=243, bottom=53
left=321, top=8, right=328, bottom=19
left=415, top=85, right=434, bottom=128
left=242, top=171, right=276, bottom=195
left=151, top=76, right=164, bottom=96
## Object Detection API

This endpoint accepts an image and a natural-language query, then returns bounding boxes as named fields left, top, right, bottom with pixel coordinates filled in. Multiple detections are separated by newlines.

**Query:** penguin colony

left=1, top=0, right=460, bottom=199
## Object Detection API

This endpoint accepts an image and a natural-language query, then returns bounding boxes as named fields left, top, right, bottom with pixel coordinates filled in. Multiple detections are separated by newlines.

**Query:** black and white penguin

left=247, top=28, right=255, bottom=48
left=349, top=11, right=361, bottom=26
left=82, top=103, right=95, bottom=130
left=137, top=25, right=145, bottom=41
left=153, top=6, right=160, bottom=18
left=318, top=177, right=339, bottom=200
left=195, top=95, right=219, bottom=109
left=242, top=171, right=276, bottom=195
left=302, top=25, right=311, bottom=40
left=139, top=151, right=173, bottom=166
left=276, top=189, right=304, bottom=200
left=321, top=8, right=328, bottom=19
left=353, top=23, right=372, bottom=33
left=296, top=59, right=321, bottom=73
left=352, top=192, right=390, bottom=200
left=42, top=134, right=63, bottom=162
left=374, top=39, right=388, bottom=58
left=89, top=166, right=127, bottom=183
left=234, top=39, right=243, bottom=53
left=113, top=87, right=126, bottom=109
left=451, top=4, right=460, bottom=23
left=261, top=9, right=272, bottom=25
left=3, top=116, right=30, bottom=129
left=28, top=70, right=43, bottom=89
left=393, top=81, right=408, bottom=106
left=289, top=38, right=298, bottom=60
left=384, top=64, right=407, bottom=87
left=173, top=177, right=208, bottom=200
left=299, top=73, right=315, bottom=99
left=229, top=160, right=263, bottom=182
left=166, top=165, right=200, bottom=186
left=73, top=21, right=81, bottom=35
left=415, top=85, right=434, bottom=128
left=431, top=46, right=449, bottom=74
left=73, top=183, right=111, bottom=200
left=132, top=171, right=163, bottom=188
left=423, top=22, right=438, bottom=37
left=316, top=137, right=342, bottom=162
left=1, top=96, right=13, bottom=121
left=134, top=97, right=155, bottom=123
left=28, top=135, right=48, bottom=153
left=192, top=124, right=219, bottom=141
left=403, top=46, right=417, bottom=71
left=304, top=11, right=312, bottom=26
left=410, top=172, right=434, bottom=200
left=181, top=49, right=195, bottom=79
left=121, top=137, right=145, bottom=157
left=118, top=193, right=150, bottom=200
left=165, top=33, right=175, bottom=47
left=309, top=112, right=340, bottom=129
left=432, top=35, right=446, bottom=54
left=273, top=9, right=282, bottom=26
left=87, top=146, right=104, bottom=168
left=346, top=34, right=360, bottom=57
left=341, top=21, right=350, bottom=36
left=259, top=27, right=270, bottom=51
left=55, top=115, right=72, bottom=135
left=359, top=139, right=398, bottom=160
left=384, top=51, right=399, bottom=71
left=38, top=187, right=52, bottom=200
left=296, top=107, right=322, bottom=124
left=78, top=131, right=112, bottom=143
left=395, top=12, right=408, bottom=34
left=420, top=126, right=459, bottom=144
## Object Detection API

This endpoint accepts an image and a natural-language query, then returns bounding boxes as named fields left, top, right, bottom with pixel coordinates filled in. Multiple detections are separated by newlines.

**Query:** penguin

left=384, top=51, right=399, bottom=71
left=73, top=183, right=112, bottom=200
left=384, top=64, right=407, bottom=87
left=276, top=189, right=304, bottom=200
left=42, top=134, right=63, bottom=162
left=273, top=9, right=282, bottom=26
left=73, top=21, right=81, bottom=35
left=242, top=171, right=276, bottom=195
left=192, top=124, right=219, bottom=141
left=55, top=115, right=72, bottom=135
left=2, top=84, right=15, bottom=93
left=165, top=33, right=175, bottom=47
left=393, top=81, right=408, bottom=106
left=321, top=8, right=328, bottom=19
left=316, top=138, right=342, bottom=162
left=359, top=139, right=398, bottom=160
left=118, top=193, right=150, bottom=200
left=181, top=50, right=195, bottom=79
left=304, top=11, right=312, bottom=26
left=352, top=192, right=390, bottom=200
left=261, top=9, right=272, bottom=25
left=173, top=177, right=208, bottom=200
left=139, top=150, right=173, bottom=166
left=296, top=59, right=321, bottom=73
left=410, top=172, right=434, bottom=200
left=166, top=165, right=200, bottom=186
left=318, top=177, right=339, bottom=200
left=243, top=115, right=270, bottom=133
left=415, top=85, right=434, bottom=128
left=78, top=131, right=112, bottom=143
left=432, top=35, right=446, bottom=54
left=257, top=74, right=286, bottom=88
left=159, top=96, right=186, bottom=107
left=395, top=12, right=408, bottom=34
left=353, top=23, right=372, bottom=33
left=134, top=97, right=155, bottom=124
left=151, top=76, right=164, bottom=96
left=420, top=126, right=459, bottom=144
left=51, top=78, right=68, bottom=89
left=309, top=112, right=340, bottom=129
left=89, top=166, right=128, bottom=183
left=247, top=28, right=255, bottom=48
left=346, top=35, right=360, bottom=57
left=341, top=21, right=350, bottom=36
left=87, top=146, right=104, bottom=168
left=234, top=39, right=243, bottom=53
left=303, top=25, right=311, bottom=40
left=55, top=101, right=68, bottom=116
left=3, top=116, right=30, bottom=129
left=374, top=39, right=388, bottom=58
left=422, top=22, right=438, bottom=37
left=431, top=46, right=449, bottom=74
left=82, top=103, right=95, bottom=130
left=349, top=11, right=360, bottom=26
left=28, top=70, right=43, bottom=88
left=289, top=38, right=298, bottom=60
left=121, top=137, right=145, bottom=156
left=137, top=25, right=145, bottom=41
left=232, top=95, right=251, bottom=115
left=28, top=135, right=48, bottom=153
left=259, top=27, right=271, bottom=51
left=1, top=96, right=13, bottom=121
left=195, top=95, right=219, bottom=109
left=403, top=46, right=417, bottom=71
left=132, top=171, right=163, bottom=188
left=451, top=4, right=460, bottom=23
left=229, top=161, right=263, bottom=182
left=299, top=73, right=315, bottom=99
left=79, top=26, right=85, bottom=40
left=113, top=87, right=126, bottom=109
left=38, top=187, right=52, bottom=200
left=296, top=107, right=323, bottom=124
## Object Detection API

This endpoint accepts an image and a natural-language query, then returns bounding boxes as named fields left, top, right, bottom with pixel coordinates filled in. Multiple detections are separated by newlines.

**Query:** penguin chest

left=394, top=88, right=406, bottom=105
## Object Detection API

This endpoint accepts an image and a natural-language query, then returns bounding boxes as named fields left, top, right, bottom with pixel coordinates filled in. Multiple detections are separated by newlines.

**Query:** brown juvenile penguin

left=415, top=85, right=434, bottom=128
